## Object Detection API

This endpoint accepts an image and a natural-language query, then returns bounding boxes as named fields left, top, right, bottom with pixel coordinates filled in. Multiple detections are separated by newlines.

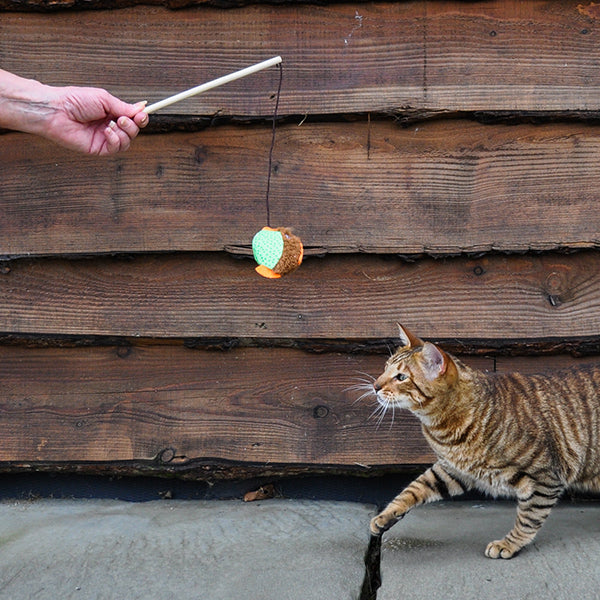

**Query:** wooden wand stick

left=144, top=55, right=283, bottom=114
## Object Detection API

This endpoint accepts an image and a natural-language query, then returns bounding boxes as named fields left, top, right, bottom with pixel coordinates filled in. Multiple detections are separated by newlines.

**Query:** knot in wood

left=313, top=405, right=330, bottom=419
left=545, top=272, right=564, bottom=294
left=157, top=447, right=176, bottom=464
left=544, top=271, right=568, bottom=307
left=116, top=345, right=132, bottom=359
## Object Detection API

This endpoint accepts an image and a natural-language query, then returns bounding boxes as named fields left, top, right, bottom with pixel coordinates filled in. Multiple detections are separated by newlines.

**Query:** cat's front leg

left=485, top=480, right=564, bottom=559
left=370, top=462, right=467, bottom=535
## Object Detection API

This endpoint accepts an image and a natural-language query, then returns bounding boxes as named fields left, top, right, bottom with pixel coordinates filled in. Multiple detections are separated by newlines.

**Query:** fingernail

left=108, top=120, right=117, bottom=130
left=135, top=101, right=148, bottom=110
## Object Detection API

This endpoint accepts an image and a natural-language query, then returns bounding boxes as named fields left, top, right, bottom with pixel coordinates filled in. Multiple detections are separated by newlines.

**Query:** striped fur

left=369, top=325, right=600, bottom=559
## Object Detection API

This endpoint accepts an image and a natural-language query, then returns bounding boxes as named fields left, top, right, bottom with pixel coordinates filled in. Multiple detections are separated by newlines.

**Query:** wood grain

left=1, top=343, right=597, bottom=474
left=0, top=345, right=434, bottom=467
left=3, top=0, right=600, bottom=480
left=1, top=1, right=599, bottom=115
left=3, top=120, right=600, bottom=256
left=1, top=251, right=600, bottom=342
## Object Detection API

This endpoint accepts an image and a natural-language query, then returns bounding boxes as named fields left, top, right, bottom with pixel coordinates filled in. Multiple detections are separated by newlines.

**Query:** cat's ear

left=420, top=342, right=447, bottom=381
left=397, top=324, right=423, bottom=349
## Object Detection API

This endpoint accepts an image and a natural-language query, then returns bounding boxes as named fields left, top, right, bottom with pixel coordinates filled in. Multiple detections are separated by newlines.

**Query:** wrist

left=0, top=70, right=56, bottom=136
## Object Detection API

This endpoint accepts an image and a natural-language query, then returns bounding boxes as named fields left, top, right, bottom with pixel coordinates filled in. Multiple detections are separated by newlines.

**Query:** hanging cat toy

left=144, top=56, right=303, bottom=279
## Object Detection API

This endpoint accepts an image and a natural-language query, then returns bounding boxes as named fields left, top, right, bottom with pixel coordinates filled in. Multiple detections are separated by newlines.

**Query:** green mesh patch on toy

left=252, top=228, right=284, bottom=269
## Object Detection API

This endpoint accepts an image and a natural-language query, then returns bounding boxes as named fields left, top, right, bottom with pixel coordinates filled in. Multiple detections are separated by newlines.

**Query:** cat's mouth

left=369, top=391, right=414, bottom=428
left=375, top=391, right=413, bottom=411
left=376, top=389, right=406, bottom=404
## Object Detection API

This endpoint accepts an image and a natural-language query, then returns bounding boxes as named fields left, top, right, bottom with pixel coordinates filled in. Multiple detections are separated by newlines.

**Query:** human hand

left=41, top=85, right=149, bottom=155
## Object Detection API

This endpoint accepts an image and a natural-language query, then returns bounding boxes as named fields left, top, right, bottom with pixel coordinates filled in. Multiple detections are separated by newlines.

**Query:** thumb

left=102, top=91, right=147, bottom=119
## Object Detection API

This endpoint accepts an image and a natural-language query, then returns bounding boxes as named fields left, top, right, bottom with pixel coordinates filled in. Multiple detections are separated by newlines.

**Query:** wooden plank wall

left=2, top=0, right=600, bottom=480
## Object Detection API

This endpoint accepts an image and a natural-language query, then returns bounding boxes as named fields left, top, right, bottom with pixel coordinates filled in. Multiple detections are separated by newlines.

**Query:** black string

left=265, top=63, right=283, bottom=227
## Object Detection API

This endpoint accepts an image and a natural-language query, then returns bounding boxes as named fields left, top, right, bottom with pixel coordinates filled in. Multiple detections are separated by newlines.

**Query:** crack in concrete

left=360, top=534, right=382, bottom=599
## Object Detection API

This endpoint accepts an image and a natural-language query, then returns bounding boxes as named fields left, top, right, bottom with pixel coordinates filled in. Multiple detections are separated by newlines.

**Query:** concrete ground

left=0, top=498, right=373, bottom=600
left=1, top=497, right=599, bottom=599
left=378, top=501, right=600, bottom=600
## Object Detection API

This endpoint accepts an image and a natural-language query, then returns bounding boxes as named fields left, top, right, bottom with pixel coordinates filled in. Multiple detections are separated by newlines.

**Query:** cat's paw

left=370, top=513, right=399, bottom=536
left=485, top=539, right=520, bottom=559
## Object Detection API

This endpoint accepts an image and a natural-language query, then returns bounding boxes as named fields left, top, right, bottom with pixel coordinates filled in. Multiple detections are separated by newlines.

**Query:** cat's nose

left=373, top=381, right=381, bottom=392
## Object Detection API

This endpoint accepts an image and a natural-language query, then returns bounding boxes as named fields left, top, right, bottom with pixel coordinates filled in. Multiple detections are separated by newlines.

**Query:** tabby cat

left=368, top=325, right=600, bottom=559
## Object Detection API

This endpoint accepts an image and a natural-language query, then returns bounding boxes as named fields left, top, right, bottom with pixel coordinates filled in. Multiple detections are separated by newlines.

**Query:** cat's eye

left=395, top=373, right=408, bottom=382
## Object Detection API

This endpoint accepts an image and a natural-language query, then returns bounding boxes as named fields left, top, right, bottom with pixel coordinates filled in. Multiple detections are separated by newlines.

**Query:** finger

left=134, top=110, right=149, bottom=129
left=103, top=121, right=121, bottom=154
left=101, top=93, right=144, bottom=120
left=117, top=116, right=140, bottom=140
left=103, top=120, right=130, bottom=154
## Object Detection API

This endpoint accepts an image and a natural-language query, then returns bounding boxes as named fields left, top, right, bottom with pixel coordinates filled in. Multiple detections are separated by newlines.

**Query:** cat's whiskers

left=354, top=383, right=375, bottom=393
left=345, top=371, right=378, bottom=406
left=376, top=402, right=389, bottom=430
left=368, top=395, right=395, bottom=430
left=356, top=371, right=376, bottom=382
left=353, top=389, right=376, bottom=406
left=345, top=372, right=376, bottom=388
left=344, top=383, right=371, bottom=392
left=346, top=370, right=399, bottom=428
left=369, top=403, right=385, bottom=428
left=346, top=382, right=375, bottom=392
